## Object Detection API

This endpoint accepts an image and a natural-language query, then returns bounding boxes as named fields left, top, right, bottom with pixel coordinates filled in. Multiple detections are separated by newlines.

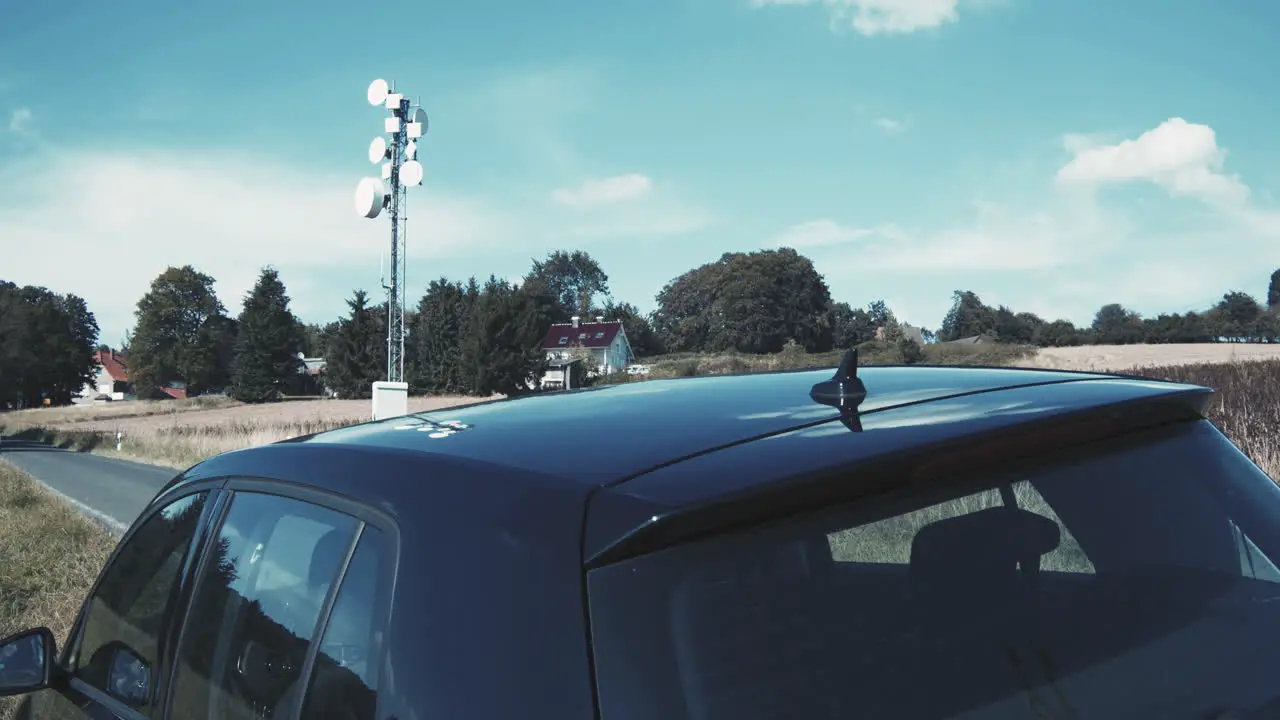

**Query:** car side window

left=166, top=491, right=358, bottom=719
left=71, top=491, right=211, bottom=713
left=296, top=525, right=393, bottom=720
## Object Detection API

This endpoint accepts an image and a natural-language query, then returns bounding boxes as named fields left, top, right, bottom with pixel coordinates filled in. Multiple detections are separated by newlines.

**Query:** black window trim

left=290, top=522, right=366, bottom=718
left=59, top=478, right=228, bottom=719
left=159, top=476, right=400, bottom=720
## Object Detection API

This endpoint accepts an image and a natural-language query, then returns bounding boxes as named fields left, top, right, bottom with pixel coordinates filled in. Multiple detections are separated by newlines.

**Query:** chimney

left=571, top=316, right=580, bottom=328
left=596, top=316, right=604, bottom=324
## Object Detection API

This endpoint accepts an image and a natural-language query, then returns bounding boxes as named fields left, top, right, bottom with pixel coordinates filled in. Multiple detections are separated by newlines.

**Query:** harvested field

left=1021, top=343, right=1280, bottom=372
left=3, top=395, right=240, bottom=426
left=0, top=395, right=498, bottom=469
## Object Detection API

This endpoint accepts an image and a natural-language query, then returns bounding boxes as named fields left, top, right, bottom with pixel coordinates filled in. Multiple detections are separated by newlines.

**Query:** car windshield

left=586, top=419, right=1280, bottom=720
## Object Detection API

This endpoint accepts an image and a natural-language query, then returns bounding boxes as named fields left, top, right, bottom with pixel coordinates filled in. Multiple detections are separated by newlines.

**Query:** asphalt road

left=0, top=438, right=177, bottom=535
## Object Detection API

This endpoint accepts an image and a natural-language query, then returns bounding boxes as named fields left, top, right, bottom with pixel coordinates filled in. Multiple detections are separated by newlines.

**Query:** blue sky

left=3, top=0, right=1279, bottom=346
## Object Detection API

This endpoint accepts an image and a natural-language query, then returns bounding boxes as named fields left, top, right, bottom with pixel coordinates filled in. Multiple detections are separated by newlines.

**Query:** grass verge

left=0, top=461, right=116, bottom=718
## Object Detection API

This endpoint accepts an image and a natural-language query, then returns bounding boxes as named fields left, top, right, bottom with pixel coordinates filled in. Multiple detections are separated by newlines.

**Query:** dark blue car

left=3, top=352, right=1280, bottom=719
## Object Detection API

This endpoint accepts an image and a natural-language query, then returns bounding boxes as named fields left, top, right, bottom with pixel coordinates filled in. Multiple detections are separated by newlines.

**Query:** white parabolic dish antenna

left=401, top=160, right=424, bottom=186
left=367, top=79, right=390, bottom=107
left=355, top=177, right=388, bottom=218
left=368, top=136, right=388, bottom=164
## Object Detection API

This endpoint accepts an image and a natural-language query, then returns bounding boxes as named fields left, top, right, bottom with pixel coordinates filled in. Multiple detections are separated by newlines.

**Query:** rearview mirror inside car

left=0, top=627, right=56, bottom=696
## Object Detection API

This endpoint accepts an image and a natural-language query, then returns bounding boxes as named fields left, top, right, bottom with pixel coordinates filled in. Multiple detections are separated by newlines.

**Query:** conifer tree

left=325, top=290, right=387, bottom=399
left=230, top=267, right=302, bottom=403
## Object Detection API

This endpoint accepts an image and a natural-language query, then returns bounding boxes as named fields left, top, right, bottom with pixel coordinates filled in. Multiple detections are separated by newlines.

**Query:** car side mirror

left=0, top=627, right=56, bottom=697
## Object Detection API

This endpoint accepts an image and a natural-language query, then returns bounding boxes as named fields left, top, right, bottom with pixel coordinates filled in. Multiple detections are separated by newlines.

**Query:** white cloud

left=547, top=172, right=713, bottom=237
left=1056, top=118, right=1251, bottom=209
left=789, top=198, right=1100, bottom=274
left=774, top=219, right=882, bottom=248
left=7, top=107, right=32, bottom=135
left=0, top=148, right=509, bottom=345
left=799, top=119, right=1280, bottom=329
left=874, top=117, right=906, bottom=134
left=551, top=173, right=653, bottom=209
left=752, top=0, right=962, bottom=35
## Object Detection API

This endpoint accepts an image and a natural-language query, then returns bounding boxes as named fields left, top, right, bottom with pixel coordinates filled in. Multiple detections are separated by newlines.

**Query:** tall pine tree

left=408, top=277, right=472, bottom=395
left=325, top=290, right=387, bottom=399
left=230, top=268, right=302, bottom=403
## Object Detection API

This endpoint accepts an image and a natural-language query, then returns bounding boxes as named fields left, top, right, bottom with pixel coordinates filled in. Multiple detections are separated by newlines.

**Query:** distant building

left=538, top=316, right=635, bottom=390
left=943, top=334, right=997, bottom=346
left=80, top=349, right=132, bottom=400
left=875, top=323, right=927, bottom=345
left=299, top=356, right=334, bottom=397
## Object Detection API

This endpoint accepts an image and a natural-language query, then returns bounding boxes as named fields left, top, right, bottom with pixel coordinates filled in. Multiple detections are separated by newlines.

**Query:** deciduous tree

left=130, top=265, right=227, bottom=398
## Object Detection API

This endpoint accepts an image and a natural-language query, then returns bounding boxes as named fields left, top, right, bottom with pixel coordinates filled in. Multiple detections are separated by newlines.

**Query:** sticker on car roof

left=391, top=417, right=473, bottom=439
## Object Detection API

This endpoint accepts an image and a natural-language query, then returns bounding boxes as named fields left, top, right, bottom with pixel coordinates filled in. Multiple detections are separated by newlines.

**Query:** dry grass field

left=0, top=395, right=498, bottom=470
left=0, top=461, right=116, bottom=719
left=1020, top=343, right=1280, bottom=371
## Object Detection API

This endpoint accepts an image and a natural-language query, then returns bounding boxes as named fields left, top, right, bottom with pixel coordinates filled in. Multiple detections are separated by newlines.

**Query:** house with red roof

left=79, top=349, right=191, bottom=401
left=80, top=348, right=132, bottom=400
left=538, top=315, right=635, bottom=390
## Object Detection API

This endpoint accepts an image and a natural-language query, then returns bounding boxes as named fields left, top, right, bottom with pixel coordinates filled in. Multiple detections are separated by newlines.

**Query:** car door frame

left=52, top=477, right=230, bottom=719
left=158, top=475, right=401, bottom=720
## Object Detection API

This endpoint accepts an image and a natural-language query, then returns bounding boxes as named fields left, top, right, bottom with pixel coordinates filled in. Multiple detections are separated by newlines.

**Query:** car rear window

left=586, top=419, right=1280, bottom=720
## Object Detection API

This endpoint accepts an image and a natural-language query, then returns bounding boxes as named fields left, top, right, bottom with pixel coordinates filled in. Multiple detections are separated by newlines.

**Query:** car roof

left=280, top=364, right=1135, bottom=486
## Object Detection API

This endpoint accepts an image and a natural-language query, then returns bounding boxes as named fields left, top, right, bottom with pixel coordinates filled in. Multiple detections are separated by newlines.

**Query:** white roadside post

left=355, top=77, right=428, bottom=423
left=115, top=429, right=122, bottom=452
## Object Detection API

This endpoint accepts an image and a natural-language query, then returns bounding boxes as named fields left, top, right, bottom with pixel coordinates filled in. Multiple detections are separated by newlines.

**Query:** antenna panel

left=367, top=136, right=388, bottom=164
left=355, top=177, right=388, bottom=219
left=402, top=160, right=424, bottom=186
left=367, top=79, right=390, bottom=107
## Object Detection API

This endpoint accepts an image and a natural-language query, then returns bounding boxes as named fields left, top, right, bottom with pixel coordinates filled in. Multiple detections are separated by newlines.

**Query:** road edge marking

left=28, top=477, right=129, bottom=537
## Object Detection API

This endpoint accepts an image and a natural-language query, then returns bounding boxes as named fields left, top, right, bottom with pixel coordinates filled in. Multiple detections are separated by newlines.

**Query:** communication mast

left=354, top=78, right=428, bottom=386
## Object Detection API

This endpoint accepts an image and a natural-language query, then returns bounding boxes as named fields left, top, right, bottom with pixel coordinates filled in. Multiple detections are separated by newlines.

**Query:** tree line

left=0, top=281, right=100, bottom=409
left=937, top=275, right=1280, bottom=346
left=5, top=253, right=1279, bottom=408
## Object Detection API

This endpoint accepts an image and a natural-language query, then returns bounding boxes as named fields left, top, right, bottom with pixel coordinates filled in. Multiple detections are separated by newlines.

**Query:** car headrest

left=909, top=506, right=1061, bottom=616
left=311, top=529, right=351, bottom=590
